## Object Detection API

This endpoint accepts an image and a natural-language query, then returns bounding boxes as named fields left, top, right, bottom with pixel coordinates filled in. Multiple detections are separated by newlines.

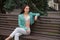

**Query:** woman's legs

left=14, top=28, right=27, bottom=40
left=14, top=33, right=22, bottom=40
left=9, top=27, right=21, bottom=38
left=5, top=27, right=19, bottom=40
left=5, top=27, right=30, bottom=40
left=14, top=27, right=30, bottom=40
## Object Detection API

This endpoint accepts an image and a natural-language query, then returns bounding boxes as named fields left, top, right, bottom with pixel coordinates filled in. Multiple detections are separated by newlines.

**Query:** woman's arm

left=34, top=16, right=38, bottom=21
left=29, top=12, right=40, bottom=16
left=34, top=13, right=40, bottom=21
left=29, top=12, right=40, bottom=21
left=18, top=15, right=24, bottom=27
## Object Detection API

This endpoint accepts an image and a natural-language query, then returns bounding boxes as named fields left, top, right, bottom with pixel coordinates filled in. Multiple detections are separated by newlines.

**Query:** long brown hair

left=20, top=4, right=30, bottom=14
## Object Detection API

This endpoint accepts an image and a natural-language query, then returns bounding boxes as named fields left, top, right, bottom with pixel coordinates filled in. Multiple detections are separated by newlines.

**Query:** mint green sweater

left=18, top=12, right=40, bottom=30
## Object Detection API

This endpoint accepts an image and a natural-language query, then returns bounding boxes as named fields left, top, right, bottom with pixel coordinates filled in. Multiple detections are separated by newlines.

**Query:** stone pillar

left=54, top=0, right=60, bottom=11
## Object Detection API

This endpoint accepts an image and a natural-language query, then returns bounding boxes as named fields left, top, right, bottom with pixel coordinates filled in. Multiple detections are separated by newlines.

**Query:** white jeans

left=9, top=27, right=31, bottom=40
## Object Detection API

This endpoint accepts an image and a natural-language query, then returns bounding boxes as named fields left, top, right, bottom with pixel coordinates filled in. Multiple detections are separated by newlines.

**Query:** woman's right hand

left=26, top=29, right=30, bottom=34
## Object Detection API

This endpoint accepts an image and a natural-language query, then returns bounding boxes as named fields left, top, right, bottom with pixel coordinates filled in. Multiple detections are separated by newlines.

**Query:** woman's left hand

left=34, top=16, right=38, bottom=21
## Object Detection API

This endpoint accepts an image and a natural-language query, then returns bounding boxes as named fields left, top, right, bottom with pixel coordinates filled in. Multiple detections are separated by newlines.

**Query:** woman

left=5, top=4, right=40, bottom=40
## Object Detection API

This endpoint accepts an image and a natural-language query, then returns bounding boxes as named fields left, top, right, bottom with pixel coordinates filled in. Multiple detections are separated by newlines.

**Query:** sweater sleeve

left=29, top=12, right=40, bottom=16
left=18, top=15, right=23, bottom=27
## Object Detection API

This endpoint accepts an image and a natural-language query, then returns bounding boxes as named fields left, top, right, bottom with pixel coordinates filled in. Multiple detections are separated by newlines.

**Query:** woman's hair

left=20, top=4, right=30, bottom=14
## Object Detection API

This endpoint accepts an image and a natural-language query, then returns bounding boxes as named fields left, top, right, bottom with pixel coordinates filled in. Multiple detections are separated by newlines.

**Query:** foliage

left=4, top=0, right=48, bottom=15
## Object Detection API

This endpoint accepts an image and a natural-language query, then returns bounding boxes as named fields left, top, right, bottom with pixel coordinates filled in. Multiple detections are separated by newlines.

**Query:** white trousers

left=9, top=27, right=31, bottom=40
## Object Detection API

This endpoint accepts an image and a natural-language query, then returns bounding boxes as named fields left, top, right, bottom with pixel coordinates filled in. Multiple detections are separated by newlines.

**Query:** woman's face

left=24, top=6, right=30, bottom=13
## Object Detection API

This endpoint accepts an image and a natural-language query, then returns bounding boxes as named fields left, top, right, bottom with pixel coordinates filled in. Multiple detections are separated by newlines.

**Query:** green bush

left=4, top=0, right=48, bottom=16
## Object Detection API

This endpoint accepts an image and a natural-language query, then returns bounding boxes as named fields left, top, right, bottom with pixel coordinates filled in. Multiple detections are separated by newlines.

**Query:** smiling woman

left=5, top=4, right=40, bottom=40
